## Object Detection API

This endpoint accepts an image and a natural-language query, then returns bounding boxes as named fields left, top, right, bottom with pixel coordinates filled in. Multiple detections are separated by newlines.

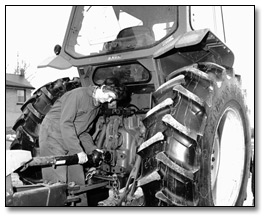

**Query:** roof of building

left=6, top=73, right=35, bottom=90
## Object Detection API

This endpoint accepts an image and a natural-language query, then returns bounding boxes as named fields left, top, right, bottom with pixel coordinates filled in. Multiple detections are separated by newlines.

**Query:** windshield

left=65, top=6, right=178, bottom=57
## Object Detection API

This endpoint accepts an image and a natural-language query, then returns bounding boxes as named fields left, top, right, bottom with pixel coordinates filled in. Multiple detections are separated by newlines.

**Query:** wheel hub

left=211, top=106, right=245, bottom=206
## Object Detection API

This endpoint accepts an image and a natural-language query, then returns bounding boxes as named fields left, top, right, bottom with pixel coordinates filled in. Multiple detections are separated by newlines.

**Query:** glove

left=77, top=152, right=88, bottom=164
left=94, top=85, right=116, bottom=104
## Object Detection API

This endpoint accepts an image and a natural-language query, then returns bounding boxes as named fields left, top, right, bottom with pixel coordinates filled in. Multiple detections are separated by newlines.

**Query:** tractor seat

left=116, top=26, right=155, bottom=46
left=103, top=26, right=155, bottom=51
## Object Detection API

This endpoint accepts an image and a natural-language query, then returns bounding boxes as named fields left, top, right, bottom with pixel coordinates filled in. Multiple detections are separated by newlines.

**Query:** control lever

left=22, top=149, right=104, bottom=170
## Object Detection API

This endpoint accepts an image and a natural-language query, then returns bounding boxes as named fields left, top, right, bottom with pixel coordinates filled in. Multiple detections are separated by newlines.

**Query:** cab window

left=190, top=6, right=225, bottom=42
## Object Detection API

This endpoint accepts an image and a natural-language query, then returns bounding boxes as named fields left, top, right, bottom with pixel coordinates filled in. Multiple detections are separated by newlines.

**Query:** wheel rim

left=211, top=106, right=245, bottom=206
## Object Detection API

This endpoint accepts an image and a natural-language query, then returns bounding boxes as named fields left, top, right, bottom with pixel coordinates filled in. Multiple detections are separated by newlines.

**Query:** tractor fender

left=154, top=29, right=234, bottom=68
left=38, top=55, right=72, bottom=70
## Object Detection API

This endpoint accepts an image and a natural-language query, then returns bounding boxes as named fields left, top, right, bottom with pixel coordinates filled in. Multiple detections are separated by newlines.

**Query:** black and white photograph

left=5, top=4, right=257, bottom=214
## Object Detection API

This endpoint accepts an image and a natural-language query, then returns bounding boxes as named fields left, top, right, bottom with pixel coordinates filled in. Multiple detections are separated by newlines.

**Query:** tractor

left=7, top=6, right=253, bottom=206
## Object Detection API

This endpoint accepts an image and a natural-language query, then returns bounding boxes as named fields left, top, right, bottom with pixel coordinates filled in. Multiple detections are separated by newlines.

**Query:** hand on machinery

left=77, top=149, right=104, bottom=167
left=77, top=152, right=88, bottom=164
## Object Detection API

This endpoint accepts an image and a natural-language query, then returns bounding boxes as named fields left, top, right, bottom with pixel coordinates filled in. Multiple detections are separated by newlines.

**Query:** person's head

left=93, top=85, right=116, bottom=104
left=93, top=77, right=127, bottom=104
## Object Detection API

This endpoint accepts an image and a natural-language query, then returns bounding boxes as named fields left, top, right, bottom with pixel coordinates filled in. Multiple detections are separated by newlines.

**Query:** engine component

left=90, top=149, right=105, bottom=167
left=93, top=107, right=145, bottom=189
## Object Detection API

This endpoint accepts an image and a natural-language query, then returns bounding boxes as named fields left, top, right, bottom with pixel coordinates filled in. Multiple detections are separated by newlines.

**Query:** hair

left=103, top=77, right=129, bottom=103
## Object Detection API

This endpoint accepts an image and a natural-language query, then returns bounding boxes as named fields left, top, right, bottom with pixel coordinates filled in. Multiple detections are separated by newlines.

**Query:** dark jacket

left=42, top=86, right=100, bottom=155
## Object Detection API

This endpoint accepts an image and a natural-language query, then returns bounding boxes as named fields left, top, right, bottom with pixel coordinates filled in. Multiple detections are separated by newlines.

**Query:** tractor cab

left=40, top=6, right=233, bottom=89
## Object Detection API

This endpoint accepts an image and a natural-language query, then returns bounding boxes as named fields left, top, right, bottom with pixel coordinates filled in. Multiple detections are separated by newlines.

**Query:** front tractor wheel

left=139, top=63, right=251, bottom=206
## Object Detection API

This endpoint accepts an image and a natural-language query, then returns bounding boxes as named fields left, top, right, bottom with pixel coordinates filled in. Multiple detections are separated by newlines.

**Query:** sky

left=222, top=6, right=254, bottom=125
left=6, top=6, right=78, bottom=89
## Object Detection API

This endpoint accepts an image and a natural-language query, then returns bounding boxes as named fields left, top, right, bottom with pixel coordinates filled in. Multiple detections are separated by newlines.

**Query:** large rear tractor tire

left=139, top=63, right=251, bottom=206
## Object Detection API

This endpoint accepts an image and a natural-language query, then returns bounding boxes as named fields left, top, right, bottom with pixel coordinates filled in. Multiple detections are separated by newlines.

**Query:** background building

left=6, top=73, right=35, bottom=129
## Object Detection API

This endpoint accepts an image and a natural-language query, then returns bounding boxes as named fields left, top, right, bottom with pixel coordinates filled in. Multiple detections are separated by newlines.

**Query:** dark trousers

left=39, top=117, right=87, bottom=206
